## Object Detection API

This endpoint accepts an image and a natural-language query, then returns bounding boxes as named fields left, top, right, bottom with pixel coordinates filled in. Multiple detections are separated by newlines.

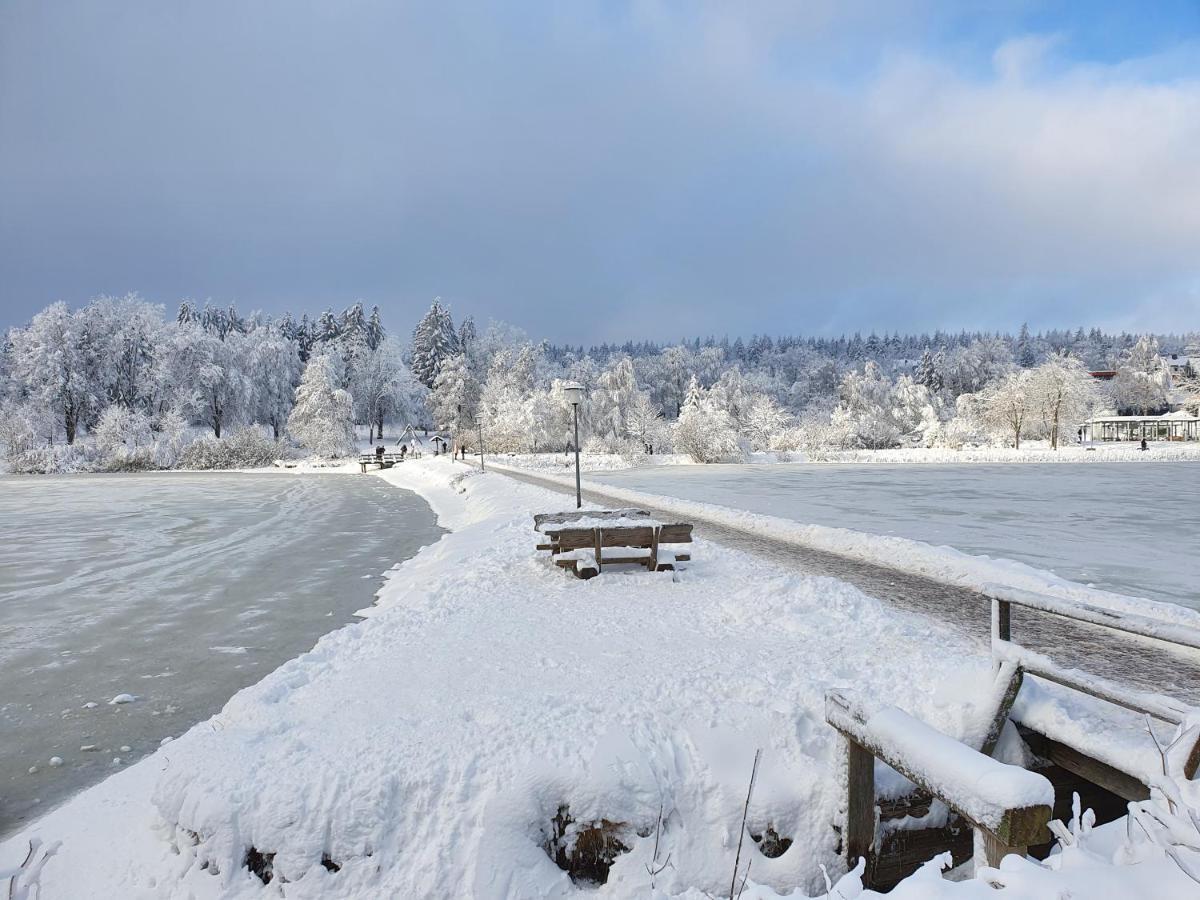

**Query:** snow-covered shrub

left=0, top=401, right=98, bottom=473
left=94, top=405, right=157, bottom=470
left=178, top=427, right=284, bottom=470
left=287, top=354, right=357, bottom=457
left=152, top=408, right=190, bottom=468
left=743, top=394, right=792, bottom=451
left=672, top=399, right=744, bottom=463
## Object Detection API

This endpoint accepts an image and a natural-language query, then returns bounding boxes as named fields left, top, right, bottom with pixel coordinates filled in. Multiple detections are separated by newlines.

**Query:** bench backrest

left=543, top=523, right=693, bottom=550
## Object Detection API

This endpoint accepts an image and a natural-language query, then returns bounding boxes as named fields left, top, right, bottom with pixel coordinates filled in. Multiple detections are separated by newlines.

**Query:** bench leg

left=845, top=739, right=876, bottom=878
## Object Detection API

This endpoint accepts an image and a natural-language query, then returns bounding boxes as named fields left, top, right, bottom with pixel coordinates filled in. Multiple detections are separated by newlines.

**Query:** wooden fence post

left=845, top=738, right=875, bottom=877
left=991, top=596, right=1011, bottom=674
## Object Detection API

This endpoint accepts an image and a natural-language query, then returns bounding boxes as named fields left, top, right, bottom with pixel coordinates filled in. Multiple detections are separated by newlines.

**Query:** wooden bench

left=534, top=510, right=693, bottom=579
left=826, top=691, right=1053, bottom=874
left=826, top=584, right=1200, bottom=889
left=358, top=452, right=408, bottom=473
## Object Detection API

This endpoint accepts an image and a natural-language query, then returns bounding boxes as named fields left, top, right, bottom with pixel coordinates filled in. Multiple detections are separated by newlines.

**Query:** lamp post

left=475, top=415, right=485, bottom=472
left=563, top=382, right=584, bottom=508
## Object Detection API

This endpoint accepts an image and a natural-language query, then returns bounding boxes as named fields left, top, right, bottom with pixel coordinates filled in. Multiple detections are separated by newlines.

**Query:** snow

left=587, top=461, right=1200, bottom=615
left=107, top=694, right=136, bottom=706
left=3, top=458, right=1196, bottom=899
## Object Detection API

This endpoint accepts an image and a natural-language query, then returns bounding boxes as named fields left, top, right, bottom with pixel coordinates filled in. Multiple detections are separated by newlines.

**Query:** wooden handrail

left=981, top=583, right=1200, bottom=652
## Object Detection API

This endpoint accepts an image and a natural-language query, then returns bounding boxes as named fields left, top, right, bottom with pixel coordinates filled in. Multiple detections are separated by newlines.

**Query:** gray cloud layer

left=2, top=1, right=1198, bottom=339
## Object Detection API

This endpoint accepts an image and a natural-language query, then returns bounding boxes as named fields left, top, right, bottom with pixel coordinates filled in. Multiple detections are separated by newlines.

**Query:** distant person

left=1077, top=428, right=1083, bottom=444
left=400, top=444, right=408, bottom=460
left=1140, top=438, right=1148, bottom=451
left=375, top=445, right=384, bottom=462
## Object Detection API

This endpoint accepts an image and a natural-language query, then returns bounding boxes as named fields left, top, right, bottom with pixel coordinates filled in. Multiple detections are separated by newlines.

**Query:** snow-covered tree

left=83, top=294, right=166, bottom=412
left=353, top=338, right=425, bottom=440
left=8, top=302, right=99, bottom=443
left=940, top=338, right=1014, bottom=399
left=623, top=391, right=667, bottom=453
left=682, top=374, right=704, bottom=411
left=981, top=369, right=1035, bottom=448
left=743, top=394, right=791, bottom=451
left=245, top=328, right=303, bottom=439
left=162, top=325, right=251, bottom=438
left=430, top=352, right=481, bottom=438
left=1027, top=354, right=1098, bottom=449
left=915, top=348, right=943, bottom=393
left=1111, top=335, right=1171, bottom=415
left=410, top=298, right=459, bottom=388
left=834, top=361, right=902, bottom=449
left=287, top=353, right=357, bottom=457
left=672, top=397, right=742, bottom=463
left=588, top=357, right=644, bottom=441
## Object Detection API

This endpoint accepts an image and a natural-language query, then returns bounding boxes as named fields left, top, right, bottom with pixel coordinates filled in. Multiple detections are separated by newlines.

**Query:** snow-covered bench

left=826, top=691, right=1054, bottom=875
left=534, top=510, right=693, bottom=578
left=358, top=452, right=409, bottom=473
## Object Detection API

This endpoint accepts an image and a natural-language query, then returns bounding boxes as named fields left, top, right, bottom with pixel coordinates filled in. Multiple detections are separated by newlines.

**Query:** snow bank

left=3, top=458, right=1196, bottom=899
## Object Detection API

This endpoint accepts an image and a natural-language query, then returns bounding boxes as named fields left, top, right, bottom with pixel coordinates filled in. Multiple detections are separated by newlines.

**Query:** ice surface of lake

left=593, top=462, right=1199, bottom=610
left=0, top=472, right=442, bottom=836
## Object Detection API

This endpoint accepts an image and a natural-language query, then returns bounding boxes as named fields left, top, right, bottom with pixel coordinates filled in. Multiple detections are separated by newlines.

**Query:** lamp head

left=563, top=382, right=584, bottom=406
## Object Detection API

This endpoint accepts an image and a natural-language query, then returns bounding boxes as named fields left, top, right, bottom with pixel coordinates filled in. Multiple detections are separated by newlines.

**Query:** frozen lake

left=592, top=462, right=1200, bottom=611
left=0, top=472, right=442, bottom=837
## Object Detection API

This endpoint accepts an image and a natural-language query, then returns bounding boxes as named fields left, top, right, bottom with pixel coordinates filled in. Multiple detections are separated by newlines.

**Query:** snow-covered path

left=489, top=462, right=1200, bottom=705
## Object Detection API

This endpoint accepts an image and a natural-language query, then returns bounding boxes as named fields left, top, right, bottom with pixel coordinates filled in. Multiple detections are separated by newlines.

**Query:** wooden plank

left=543, top=525, right=658, bottom=550
left=844, top=738, right=876, bottom=871
left=979, top=661, right=1023, bottom=758
left=657, top=524, right=693, bottom=543
left=1018, top=727, right=1150, bottom=802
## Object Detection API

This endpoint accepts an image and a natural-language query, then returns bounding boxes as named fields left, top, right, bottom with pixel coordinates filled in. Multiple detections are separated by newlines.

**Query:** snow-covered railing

left=982, top=583, right=1200, bottom=652
left=825, top=691, right=1053, bottom=874
left=982, top=583, right=1200, bottom=784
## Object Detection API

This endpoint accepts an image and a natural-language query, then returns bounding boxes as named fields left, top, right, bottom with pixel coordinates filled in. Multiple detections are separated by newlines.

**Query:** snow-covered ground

left=590, top=461, right=1200, bottom=612
left=2, top=458, right=1197, bottom=898
left=0, top=472, right=441, bottom=837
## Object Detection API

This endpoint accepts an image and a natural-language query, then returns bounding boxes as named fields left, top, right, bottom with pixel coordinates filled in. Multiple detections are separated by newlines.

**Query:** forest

left=1, top=295, right=1195, bottom=472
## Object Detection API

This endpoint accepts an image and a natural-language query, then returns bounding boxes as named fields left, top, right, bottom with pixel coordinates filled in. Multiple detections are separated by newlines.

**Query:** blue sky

left=2, top=1, right=1198, bottom=341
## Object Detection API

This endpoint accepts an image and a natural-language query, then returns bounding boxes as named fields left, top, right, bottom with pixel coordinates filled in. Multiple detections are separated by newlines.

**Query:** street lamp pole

left=475, top=415, right=485, bottom=472
left=572, top=401, right=582, bottom=508
left=563, top=382, right=584, bottom=509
